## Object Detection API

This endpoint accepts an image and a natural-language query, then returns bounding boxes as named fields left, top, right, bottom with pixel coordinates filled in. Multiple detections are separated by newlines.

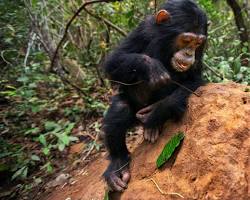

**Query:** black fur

left=102, top=0, right=208, bottom=191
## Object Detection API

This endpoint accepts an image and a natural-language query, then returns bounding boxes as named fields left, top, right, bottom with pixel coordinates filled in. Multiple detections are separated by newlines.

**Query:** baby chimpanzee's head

left=154, top=0, right=208, bottom=72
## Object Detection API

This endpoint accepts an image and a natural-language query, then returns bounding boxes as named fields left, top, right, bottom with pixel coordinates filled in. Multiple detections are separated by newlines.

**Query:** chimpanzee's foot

left=143, top=128, right=161, bottom=143
left=103, top=157, right=130, bottom=192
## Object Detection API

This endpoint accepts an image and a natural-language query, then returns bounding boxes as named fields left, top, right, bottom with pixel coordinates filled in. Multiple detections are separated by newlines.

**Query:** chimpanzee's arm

left=103, top=26, right=169, bottom=84
left=139, top=75, right=204, bottom=129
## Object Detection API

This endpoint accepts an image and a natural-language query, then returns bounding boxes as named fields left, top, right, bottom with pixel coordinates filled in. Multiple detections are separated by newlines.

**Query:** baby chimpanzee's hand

left=142, top=55, right=171, bottom=88
left=136, top=101, right=164, bottom=143
left=136, top=101, right=161, bottom=124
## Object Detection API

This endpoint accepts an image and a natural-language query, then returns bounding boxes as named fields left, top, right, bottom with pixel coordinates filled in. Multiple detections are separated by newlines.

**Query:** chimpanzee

left=102, top=0, right=208, bottom=192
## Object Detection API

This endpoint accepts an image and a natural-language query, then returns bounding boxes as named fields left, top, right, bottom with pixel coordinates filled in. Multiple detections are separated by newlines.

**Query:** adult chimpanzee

left=102, top=0, right=208, bottom=192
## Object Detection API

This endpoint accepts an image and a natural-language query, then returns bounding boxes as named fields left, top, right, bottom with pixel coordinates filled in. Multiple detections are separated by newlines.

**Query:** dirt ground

left=43, top=83, right=250, bottom=200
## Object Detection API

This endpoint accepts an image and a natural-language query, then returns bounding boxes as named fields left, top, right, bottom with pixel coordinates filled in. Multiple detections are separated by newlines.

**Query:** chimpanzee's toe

left=108, top=173, right=127, bottom=192
left=103, top=161, right=130, bottom=192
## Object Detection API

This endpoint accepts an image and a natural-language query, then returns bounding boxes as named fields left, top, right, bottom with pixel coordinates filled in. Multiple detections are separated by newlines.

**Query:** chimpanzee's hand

left=136, top=101, right=163, bottom=143
left=136, top=101, right=161, bottom=124
left=103, top=157, right=130, bottom=192
left=142, top=55, right=171, bottom=88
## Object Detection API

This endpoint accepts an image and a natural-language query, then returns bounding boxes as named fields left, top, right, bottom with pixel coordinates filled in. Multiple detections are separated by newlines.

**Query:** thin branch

left=24, top=32, right=35, bottom=67
left=113, top=162, right=129, bottom=173
left=109, top=79, right=200, bottom=96
left=94, top=52, right=106, bottom=87
left=170, top=80, right=200, bottom=97
left=59, top=74, right=88, bottom=96
left=51, top=0, right=125, bottom=70
left=83, top=7, right=127, bottom=36
left=1, top=50, right=13, bottom=66
left=203, top=61, right=224, bottom=80
left=82, top=132, right=99, bottom=161
left=109, top=79, right=144, bottom=86
left=150, top=178, right=185, bottom=199
left=209, top=22, right=231, bottom=34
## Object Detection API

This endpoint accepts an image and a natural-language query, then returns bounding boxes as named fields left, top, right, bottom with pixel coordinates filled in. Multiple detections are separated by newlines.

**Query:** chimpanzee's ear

left=155, top=10, right=171, bottom=24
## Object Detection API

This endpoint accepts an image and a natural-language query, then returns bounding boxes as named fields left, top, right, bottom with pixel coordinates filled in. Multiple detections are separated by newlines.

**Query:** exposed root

left=150, top=178, right=184, bottom=199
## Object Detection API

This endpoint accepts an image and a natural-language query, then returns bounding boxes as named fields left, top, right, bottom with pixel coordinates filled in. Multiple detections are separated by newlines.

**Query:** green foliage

left=40, top=121, right=78, bottom=153
left=104, top=190, right=110, bottom=200
left=156, top=132, right=185, bottom=168
left=199, top=1, right=250, bottom=84
left=0, top=0, right=250, bottom=198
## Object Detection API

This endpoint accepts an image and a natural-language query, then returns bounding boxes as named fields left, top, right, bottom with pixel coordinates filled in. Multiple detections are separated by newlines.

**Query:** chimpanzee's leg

left=103, top=95, right=136, bottom=192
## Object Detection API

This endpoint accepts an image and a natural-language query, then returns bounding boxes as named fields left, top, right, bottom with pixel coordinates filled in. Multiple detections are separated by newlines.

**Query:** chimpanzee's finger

left=109, top=175, right=127, bottom=192
left=121, top=170, right=131, bottom=183
left=143, top=129, right=149, bottom=141
left=137, top=105, right=153, bottom=115
left=136, top=113, right=148, bottom=124
left=114, top=176, right=127, bottom=189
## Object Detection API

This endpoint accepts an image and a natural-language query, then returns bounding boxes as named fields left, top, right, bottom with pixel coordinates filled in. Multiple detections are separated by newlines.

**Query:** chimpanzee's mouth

left=171, top=58, right=191, bottom=72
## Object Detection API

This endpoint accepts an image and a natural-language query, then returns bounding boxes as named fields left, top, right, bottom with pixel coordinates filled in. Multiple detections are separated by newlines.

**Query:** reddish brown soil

left=44, top=83, right=250, bottom=200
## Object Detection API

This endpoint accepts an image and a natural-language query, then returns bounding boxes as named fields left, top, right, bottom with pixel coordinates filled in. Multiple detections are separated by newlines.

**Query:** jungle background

left=0, top=0, right=249, bottom=199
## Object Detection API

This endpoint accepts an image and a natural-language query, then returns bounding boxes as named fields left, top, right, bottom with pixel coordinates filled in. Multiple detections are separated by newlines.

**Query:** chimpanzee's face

left=171, top=32, right=206, bottom=72
left=155, top=0, right=208, bottom=72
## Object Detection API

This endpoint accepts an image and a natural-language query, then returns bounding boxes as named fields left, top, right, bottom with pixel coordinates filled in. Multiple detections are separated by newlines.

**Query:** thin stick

left=109, top=79, right=144, bottom=86
left=170, top=80, right=200, bottom=97
left=109, top=78, right=200, bottom=97
left=82, top=132, right=99, bottom=161
left=203, top=61, right=224, bottom=80
left=150, top=178, right=185, bottom=199
left=113, top=162, right=129, bottom=173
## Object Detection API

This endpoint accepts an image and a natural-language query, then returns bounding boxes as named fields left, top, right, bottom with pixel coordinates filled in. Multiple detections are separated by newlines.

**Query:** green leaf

left=42, top=147, right=50, bottom=156
left=17, top=76, right=29, bottom=83
left=31, top=105, right=42, bottom=113
left=104, top=190, right=110, bottom=200
left=38, top=135, right=47, bottom=146
left=156, top=132, right=185, bottom=168
left=68, top=136, right=79, bottom=142
left=61, top=134, right=70, bottom=145
left=42, top=162, right=53, bottom=173
left=44, top=121, right=61, bottom=132
left=44, top=121, right=59, bottom=131
left=58, top=143, right=65, bottom=151
left=25, top=127, right=40, bottom=135
left=46, top=163, right=53, bottom=173
left=233, top=57, right=241, bottom=74
left=0, top=164, right=9, bottom=172
left=31, top=155, right=40, bottom=161
left=12, top=166, right=28, bottom=180
left=64, top=122, right=75, bottom=134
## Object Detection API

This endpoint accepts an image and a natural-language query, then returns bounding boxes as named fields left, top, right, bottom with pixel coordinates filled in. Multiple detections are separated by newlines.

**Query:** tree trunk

left=226, top=0, right=249, bottom=45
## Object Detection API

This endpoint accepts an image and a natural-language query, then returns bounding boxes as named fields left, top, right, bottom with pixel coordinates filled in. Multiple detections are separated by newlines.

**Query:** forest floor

left=40, top=127, right=143, bottom=200
left=40, top=83, right=250, bottom=200
left=0, top=84, right=143, bottom=200
left=0, top=79, right=114, bottom=200
left=1, top=83, right=249, bottom=200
